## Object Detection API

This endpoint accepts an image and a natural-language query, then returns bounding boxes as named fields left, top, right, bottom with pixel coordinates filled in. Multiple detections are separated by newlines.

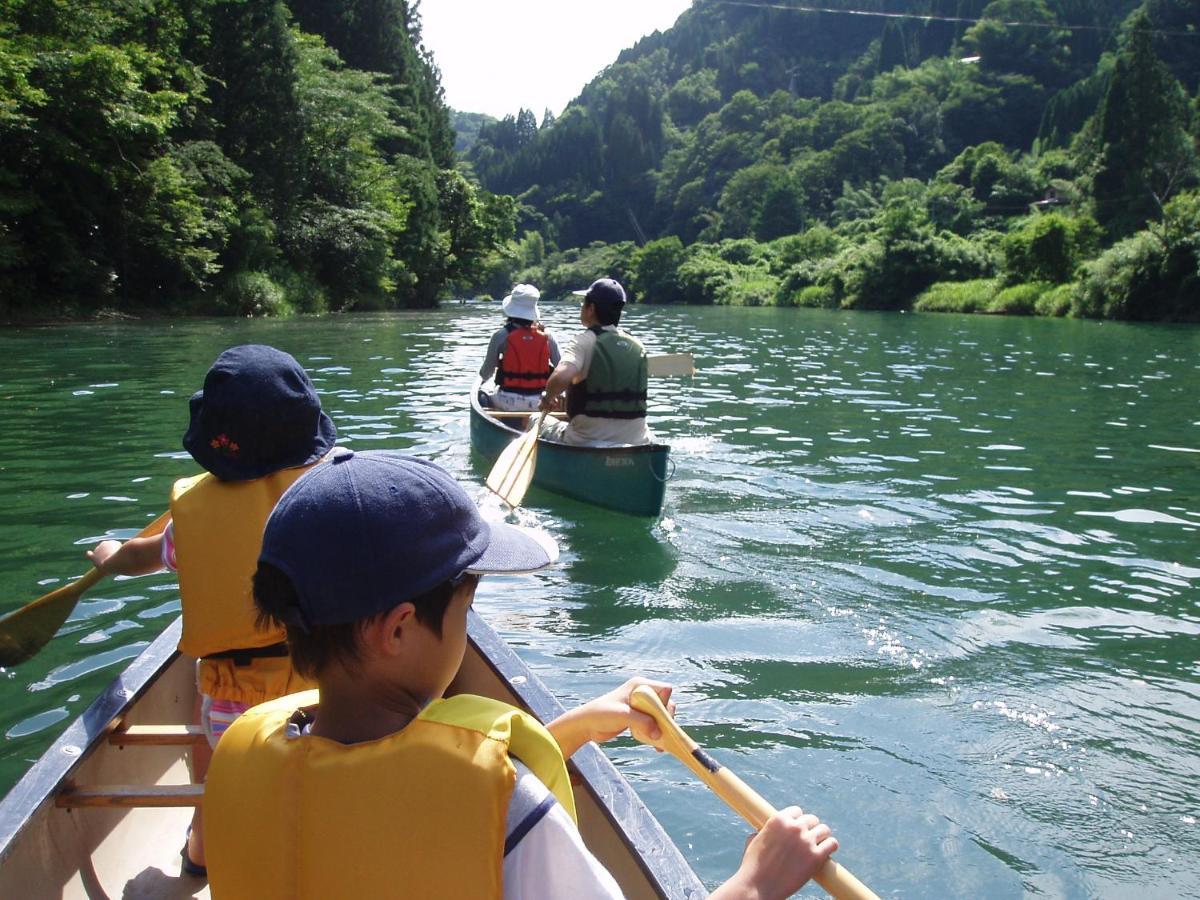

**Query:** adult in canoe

left=207, top=450, right=839, bottom=899
left=539, top=277, right=653, bottom=447
left=85, top=344, right=336, bottom=877
left=478, top=283, right=561, bottom=412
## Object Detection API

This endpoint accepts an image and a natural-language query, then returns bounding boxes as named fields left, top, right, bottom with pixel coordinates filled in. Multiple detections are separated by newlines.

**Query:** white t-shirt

left=505, top=760, right=625, bottom=899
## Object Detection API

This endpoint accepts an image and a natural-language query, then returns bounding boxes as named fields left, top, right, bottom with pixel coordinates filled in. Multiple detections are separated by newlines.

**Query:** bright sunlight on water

left=1, top=305, right=1197, bottom=897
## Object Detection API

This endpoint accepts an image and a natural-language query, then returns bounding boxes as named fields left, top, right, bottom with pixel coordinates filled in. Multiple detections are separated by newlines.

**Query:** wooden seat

left=56, top=784, right=204, bottom=808
left=109, top=724, right=206, bottom=747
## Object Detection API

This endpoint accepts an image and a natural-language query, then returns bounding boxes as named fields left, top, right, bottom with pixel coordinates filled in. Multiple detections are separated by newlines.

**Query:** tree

left=1092, top=14, right=1197, bottom=239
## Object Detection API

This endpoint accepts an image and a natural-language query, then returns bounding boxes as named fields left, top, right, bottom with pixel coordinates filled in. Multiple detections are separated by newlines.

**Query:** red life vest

left=497, top=322, right=551, bottom=394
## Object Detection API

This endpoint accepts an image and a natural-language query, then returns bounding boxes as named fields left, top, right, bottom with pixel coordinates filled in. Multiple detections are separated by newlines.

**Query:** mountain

left=461, top=0, right=1200, bottom=320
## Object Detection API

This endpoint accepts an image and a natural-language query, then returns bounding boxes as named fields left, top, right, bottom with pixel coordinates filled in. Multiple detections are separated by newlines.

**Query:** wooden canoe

left=470, top=383, right=672, bottom=517
left=0, top=614, right=705, bottom=899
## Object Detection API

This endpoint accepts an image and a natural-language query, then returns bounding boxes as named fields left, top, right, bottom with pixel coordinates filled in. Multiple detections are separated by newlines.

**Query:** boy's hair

left=253, top=562, right=471, bottom=677
left=589, top=300, right=622, bottom=327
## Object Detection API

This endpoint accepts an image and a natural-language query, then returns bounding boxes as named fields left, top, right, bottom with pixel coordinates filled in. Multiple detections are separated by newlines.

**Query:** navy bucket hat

left=259, top=450, right=558, bottom=629
left=182, top=344, right=337, bottom=482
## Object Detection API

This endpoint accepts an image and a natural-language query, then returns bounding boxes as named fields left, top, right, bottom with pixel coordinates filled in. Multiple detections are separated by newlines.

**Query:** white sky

left=419, top=1, right=694, bottom=119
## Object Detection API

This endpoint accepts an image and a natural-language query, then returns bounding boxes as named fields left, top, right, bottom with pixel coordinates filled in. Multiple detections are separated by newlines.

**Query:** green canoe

left=470, top=383, right=671, bottom=517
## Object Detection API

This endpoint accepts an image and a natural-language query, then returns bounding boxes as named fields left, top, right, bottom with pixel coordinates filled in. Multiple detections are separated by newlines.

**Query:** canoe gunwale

left=464, top=610, right=705, bottom=898
left=0, top=617, right=184, bottom=866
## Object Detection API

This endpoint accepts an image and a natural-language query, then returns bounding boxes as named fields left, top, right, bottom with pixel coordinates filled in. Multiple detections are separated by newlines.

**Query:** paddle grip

left=629, top=686, right=879, bottom=900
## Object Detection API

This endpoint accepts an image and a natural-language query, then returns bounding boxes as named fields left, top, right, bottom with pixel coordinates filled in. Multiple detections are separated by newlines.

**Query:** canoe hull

left=0, top=614, right=704, bottom=899
left=470, top=386, right=670, bottom=517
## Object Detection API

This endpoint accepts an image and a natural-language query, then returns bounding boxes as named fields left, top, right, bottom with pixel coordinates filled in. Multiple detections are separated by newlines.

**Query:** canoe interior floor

left=61, top=762, right=209, bottom=899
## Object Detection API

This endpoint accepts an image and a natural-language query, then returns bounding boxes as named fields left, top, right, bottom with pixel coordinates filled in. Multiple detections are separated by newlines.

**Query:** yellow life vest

left=169, top=466, right=318, bottom=704
left=205, top=690, right=576, bottom=900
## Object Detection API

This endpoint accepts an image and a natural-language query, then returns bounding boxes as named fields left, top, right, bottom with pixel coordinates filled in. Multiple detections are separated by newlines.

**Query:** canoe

left=0, top=613, right=705, bottom=899
left=470, top=382, right=672, bottom=517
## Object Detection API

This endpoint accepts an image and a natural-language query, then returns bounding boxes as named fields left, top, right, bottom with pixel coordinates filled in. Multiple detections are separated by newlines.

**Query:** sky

left=419, top=1, right=694, bottom=119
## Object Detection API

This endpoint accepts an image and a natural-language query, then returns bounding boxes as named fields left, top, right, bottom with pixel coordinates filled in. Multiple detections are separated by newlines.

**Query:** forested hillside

left=0, top=0, right=513, bottom=317
left=464, top=0, right=1200, bottom=321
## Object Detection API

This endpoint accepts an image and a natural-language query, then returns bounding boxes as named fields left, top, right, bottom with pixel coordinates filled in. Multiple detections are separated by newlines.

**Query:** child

left=86, top=343, right=338, bottom=876
left=204, top=450, right=838, bottom=898
left=479, top=283, right=561, bottom=412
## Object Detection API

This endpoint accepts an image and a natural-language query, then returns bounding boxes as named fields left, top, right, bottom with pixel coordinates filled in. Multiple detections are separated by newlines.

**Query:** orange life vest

left=205, top=690, right=576, bottom=899
left=497, top=323, right=551, bottom=394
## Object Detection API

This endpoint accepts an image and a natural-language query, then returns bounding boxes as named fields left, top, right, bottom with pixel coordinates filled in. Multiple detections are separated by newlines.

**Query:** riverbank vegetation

left=465, top=1, right=1200, bottom=322
left=0, top=0, right=512, bottom=318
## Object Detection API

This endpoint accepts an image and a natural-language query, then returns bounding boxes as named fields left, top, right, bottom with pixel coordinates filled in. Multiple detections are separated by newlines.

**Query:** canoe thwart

left=109, top=724, right=207, bottom=747
left=56, top=783, right=204, bottom=809
left=486, top=410, right=567, bottom=420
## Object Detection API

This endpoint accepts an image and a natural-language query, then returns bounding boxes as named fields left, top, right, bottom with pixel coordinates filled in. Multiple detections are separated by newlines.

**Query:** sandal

left=180, top=828, right=207, bottom=878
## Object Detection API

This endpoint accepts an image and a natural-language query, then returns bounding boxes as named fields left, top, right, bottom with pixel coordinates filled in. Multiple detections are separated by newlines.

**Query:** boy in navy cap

left=86, top=344, right=337, bottom=876
left=204, top=450, right=838, bottom=898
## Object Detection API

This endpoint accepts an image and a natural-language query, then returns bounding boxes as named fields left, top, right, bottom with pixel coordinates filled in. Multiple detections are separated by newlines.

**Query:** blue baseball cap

left=571, top=277, right=626, bottom=309
left=182, top=345, right=336, bottom=482
left=259, top=450, right=558, bottom=628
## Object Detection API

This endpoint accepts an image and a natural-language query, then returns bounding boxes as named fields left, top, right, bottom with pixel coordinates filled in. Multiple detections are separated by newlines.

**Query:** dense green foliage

left=466, top=0, right=1200, bottom=321
left=0, top=0, right=513, bottom=316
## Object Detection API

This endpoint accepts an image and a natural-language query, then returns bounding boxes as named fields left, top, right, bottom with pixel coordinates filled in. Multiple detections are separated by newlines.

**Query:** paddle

left=647, top=352, right=695, bottom=377
left=485, top=411, right=546, bottom=509
left=0, top=512, right=171, bottom=667
left=630, top=685, right=879, bottom=900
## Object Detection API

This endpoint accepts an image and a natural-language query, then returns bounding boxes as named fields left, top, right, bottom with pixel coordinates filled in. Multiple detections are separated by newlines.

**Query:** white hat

left=502, top=284, right=540, bottom=321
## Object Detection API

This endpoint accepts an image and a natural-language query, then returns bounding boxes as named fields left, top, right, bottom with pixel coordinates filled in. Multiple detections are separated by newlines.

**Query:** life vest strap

left=206, top=641, right=289, bottom=667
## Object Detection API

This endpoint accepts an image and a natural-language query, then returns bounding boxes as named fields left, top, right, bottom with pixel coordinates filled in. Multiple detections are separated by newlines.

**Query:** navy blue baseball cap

left=572, top=277, right=626, bottom=310
left=182, top=345, right=337, bottom=482
left=259, top=450, right=558, bottom=628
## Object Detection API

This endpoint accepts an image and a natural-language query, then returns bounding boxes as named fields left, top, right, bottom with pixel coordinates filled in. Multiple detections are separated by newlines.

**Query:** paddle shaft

left=629, top=686, right=879, bottom=900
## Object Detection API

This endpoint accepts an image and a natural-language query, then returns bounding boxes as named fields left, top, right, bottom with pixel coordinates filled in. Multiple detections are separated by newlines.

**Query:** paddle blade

left=0, top=573, right=98, bottom=666
left=0, top=511, right=170, bottom=667
left=647, top=353, right=696, bottom=377
left=486, top=414, right=544, bottom=508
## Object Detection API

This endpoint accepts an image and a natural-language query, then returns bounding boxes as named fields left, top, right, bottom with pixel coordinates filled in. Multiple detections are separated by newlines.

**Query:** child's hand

left=87, top=540, right=123, bottom=573
left=714, top=807, right=838, bottom=900
left=548, top=677, right=674, bottom=758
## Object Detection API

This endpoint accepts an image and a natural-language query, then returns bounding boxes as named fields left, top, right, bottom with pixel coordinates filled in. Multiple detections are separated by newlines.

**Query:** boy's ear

left=362, top=602, right=416, bottom=656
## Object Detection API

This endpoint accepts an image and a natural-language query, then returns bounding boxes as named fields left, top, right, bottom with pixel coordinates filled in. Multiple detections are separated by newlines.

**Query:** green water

left=1, top=306, right=1197, bottom=897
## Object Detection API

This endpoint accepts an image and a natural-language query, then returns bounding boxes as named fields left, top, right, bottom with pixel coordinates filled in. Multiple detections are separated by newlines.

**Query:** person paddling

left=204, top=449, right=838, bottom=899
left=85, top=344, right=337, bottom=878
left=539, top=277, right=652, bottom=447
left=479, top=283, right=561, bottom=412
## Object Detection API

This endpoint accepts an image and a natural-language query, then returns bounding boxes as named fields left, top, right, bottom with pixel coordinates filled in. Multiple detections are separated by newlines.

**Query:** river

left=0, top=304, right=1197, bottom=897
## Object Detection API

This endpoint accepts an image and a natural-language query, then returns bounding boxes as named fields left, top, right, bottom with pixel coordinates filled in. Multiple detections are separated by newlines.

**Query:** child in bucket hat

left=479, top=283, right=562, bottom=412
left=86, top=344, right=338, bottom=877
left=203, top=449, right=838, bottom=899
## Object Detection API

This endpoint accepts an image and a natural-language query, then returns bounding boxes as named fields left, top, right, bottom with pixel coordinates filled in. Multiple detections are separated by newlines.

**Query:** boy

left=86, top=344, right=337, bottom=875
left=205, top=450, right=838, bottom=898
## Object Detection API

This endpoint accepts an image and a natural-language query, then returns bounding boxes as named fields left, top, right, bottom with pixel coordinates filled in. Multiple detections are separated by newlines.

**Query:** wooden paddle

left=630, top=685, right=879, bottom=900
left=0, top=512, right=171, bottom=667
left=647, top=352, right=696, bottom=377
left=485, top=411, right=546, bottom=509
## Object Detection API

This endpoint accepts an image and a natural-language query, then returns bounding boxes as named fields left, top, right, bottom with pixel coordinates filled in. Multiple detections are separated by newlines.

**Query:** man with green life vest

left=539, top=277, right=652, bottom=446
